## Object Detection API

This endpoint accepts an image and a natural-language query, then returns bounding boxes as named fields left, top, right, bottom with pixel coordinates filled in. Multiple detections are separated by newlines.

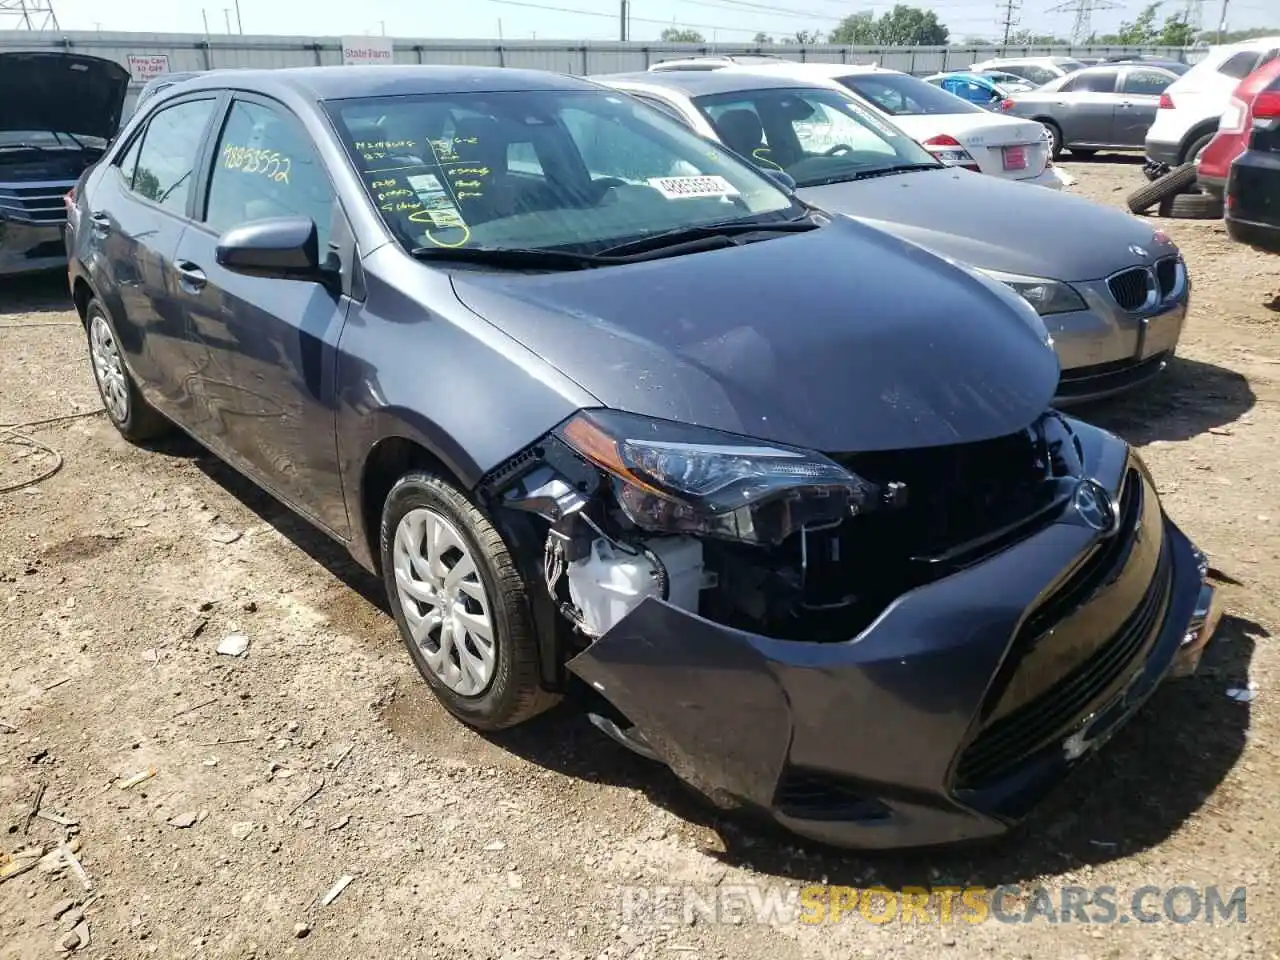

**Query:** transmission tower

left=999, top=0, right=1023, bottom=49
left=0, top=0, right=60, bottom=30
left=1047, top=0, right=1119, bottom=44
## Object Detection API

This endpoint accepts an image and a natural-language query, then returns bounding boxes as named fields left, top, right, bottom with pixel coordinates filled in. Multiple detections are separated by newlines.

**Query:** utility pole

left=1216, top=0, right=1230, bottom=43
left=620, top=0, right=630, bottom=41
left=998, top=0, right=1022, bottom=51
left=234, top=0, right=242, bottom=33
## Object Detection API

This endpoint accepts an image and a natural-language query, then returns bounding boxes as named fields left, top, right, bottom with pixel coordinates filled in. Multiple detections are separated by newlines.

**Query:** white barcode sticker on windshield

left=647, top=175, right=741, bottom=199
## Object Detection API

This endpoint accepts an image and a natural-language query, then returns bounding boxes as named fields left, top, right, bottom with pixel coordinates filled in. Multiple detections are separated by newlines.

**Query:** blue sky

left=45, top=0, right=1277, bottom=44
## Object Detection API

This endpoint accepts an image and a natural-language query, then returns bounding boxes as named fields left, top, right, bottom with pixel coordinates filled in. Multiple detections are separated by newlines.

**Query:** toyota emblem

left=1074, top=479, right=1121, bottom=537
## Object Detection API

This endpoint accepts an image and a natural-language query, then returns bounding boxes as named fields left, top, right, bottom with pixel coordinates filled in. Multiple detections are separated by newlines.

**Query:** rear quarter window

left=1219, top=51, right=1262, bottom=80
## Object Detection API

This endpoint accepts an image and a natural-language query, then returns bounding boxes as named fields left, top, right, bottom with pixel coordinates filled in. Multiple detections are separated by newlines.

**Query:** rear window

left=838, top=73, right=986, bottom=116
left=1219, top=51, right=1262, bottom=79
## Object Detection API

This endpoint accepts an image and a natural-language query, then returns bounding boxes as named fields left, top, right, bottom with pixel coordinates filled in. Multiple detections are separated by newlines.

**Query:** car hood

left=796, top=167, right=1178, bottom=281
left=449, top=216, right=1059, bottom=455
left=0, top=52, right=131, bottom=141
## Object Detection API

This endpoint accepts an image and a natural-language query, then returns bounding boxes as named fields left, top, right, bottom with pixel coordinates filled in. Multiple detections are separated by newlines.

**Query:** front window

left=837, top=73, right=987, bottom=116
left=694, top=86, right=939, bottom=188
left=325, top=89, right=801, bottom=254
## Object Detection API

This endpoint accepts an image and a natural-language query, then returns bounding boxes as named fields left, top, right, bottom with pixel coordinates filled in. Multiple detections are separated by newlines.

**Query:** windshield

left=325, top=89, right=803, bottom=255
left=0, top=130, right=106, bottom=150
left=693, top=86, right=939, bottom=188
left=837, top=72, right=987, bottom=116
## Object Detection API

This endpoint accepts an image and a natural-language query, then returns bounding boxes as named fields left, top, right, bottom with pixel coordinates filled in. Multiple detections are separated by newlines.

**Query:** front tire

left=380, top=471, right=559, bottom=731
left=1042, top=121, right=1064, bottom=160
left=84, top=299, right=169, bottom=443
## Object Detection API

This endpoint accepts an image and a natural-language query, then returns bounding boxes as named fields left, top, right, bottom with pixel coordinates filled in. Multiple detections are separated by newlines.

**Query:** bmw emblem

left=1129, top=244, right=1149, bottom=259
left=1074, top=479, right=1120, bottom=537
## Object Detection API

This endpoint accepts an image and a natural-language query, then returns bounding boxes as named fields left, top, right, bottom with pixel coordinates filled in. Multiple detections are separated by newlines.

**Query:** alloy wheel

left=392, top=507, right=496, bottom=697
left=89, top=313, right=129, bottom=423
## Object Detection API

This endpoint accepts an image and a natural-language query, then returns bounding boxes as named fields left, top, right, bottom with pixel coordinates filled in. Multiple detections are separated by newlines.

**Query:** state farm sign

left=341, top=36, right=394, bottom=66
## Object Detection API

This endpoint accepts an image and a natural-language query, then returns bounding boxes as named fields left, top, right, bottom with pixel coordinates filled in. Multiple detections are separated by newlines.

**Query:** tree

left=788, top=29, right=825, bottom=44
left=661, top=27, right=704, bottom=42
left=829, top=11, right=878, bottom=44
left=753, top=31, right=774, bottom=44
left=876, top=5, right=949, bottom=44
left=830, top=5, right=949, bottom=46
left=1104, top=2, right=1159, bottom=44
left=1007, top=28, right=1071, bottom=44
left=1157, top=14, right=1196, bottom=46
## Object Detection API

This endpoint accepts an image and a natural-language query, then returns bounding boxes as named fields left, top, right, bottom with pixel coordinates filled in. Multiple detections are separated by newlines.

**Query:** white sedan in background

left=641, top=58, right=1067, bottom=188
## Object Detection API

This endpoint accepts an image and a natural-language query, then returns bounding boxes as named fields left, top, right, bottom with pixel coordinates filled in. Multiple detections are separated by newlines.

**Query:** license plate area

left=1003, top=145, right=1028, bottom=171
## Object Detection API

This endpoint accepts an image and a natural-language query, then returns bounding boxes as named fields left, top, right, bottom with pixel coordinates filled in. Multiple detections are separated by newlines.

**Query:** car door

left=170, top=94, right=352, bottom=537
left=83, top=95, right=223, bottom=422
left=1115, top=67, right=1173, bottom=145
left=1056, top=68, right=1120, bottom=144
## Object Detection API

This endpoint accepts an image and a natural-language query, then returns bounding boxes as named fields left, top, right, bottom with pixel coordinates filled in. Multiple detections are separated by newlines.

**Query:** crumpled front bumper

left=567, top=429, right=1212, bottom=850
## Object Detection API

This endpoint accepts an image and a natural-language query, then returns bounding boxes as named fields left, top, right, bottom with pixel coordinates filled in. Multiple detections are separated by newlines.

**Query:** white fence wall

left=0, top=29, right=1201, bottom=106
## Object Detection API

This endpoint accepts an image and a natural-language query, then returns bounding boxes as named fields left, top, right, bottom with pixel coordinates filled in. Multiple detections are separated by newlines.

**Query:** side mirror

left=216, top=216, right=324, bottom=281
left=763, top=168, right=797, bottom=191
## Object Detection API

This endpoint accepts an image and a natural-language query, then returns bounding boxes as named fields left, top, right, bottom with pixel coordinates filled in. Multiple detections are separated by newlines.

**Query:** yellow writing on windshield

left=221, top=144, right=292, bottom=184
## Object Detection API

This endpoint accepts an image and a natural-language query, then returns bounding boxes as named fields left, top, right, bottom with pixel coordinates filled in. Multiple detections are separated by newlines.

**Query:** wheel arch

left=357, top=430, right=572, bottom=693
left=1178, top=119, right=1220, bottom=164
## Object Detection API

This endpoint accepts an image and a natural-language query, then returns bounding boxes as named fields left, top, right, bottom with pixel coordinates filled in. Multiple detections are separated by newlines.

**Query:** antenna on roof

left=0, top=0, right=60, bottom=30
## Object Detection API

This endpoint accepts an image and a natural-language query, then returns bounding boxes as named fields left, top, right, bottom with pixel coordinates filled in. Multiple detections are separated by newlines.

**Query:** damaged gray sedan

left=69, top=65, right=1223, bottom=850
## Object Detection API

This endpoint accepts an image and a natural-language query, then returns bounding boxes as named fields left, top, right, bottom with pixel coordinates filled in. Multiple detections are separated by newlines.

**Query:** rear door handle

left=175, top=260, right=207, bottom=291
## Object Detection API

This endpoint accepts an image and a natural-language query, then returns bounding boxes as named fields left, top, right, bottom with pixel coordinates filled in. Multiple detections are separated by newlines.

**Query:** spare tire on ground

left=1126, top=162, right=1197, bottom=214
left=1158, top=191, right=1225, bottom=220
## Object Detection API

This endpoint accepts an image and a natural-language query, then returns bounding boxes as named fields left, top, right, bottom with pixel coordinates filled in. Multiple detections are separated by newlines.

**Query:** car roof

left=929, top=71, right=995, bottom=82
left=171, top=64, right=599, bottom=101
left=595, top=69, right=851, bottom=96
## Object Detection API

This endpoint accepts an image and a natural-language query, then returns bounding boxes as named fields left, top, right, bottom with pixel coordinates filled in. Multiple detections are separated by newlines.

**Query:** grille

left=1107, top=267, right=1152, bottom=312
left=0, top=183, right=71, bottom=224
left=954, top=471, right=1171, bottom=789
left=1154, top=257, right=1179, bottom=298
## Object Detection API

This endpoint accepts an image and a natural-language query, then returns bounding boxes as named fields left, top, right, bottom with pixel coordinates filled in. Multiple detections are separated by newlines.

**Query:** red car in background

left=1197, top=57, right=1280, bottom=200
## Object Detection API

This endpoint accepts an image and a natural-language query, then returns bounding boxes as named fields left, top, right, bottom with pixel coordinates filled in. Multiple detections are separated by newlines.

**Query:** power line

left=477, top=0, right=769, bottom=35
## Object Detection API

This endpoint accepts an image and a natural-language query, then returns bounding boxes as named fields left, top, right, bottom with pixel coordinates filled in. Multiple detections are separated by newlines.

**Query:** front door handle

left=175, top=260, right=207, bottom=291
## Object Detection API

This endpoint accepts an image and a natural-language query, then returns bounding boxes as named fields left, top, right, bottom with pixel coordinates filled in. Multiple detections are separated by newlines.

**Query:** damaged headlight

left=557, top=409, right=878, bottom=546
left=975, top=267, right=1087, bottom=317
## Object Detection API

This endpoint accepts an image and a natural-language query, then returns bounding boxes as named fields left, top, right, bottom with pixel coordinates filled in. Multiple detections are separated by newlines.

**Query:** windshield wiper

left=410, top=246, right=609, bottom=271
left=802, top=163, right=940, bottom=187
left=0, top=142, right=53, bottom=153
left=595, top=215, right=820, bottom=258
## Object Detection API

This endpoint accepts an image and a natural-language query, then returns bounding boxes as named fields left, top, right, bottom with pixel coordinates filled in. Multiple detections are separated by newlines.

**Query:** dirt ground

left=1, top=156, right=1277, bottom=960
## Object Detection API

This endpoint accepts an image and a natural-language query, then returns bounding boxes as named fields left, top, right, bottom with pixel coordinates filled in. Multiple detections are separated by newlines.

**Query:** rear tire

left=84, top=299, right=170, bottom=443
left=1158, top=190, right=1224, bottom=220
left=1181, top=131, right=1215, bottom=165
left=380, top=470, right=559, bottom=731
left=1126, top=162, right=1197, bottom=214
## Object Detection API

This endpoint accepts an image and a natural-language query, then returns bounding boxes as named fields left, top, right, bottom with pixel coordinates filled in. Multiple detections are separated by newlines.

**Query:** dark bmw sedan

left=67, top=65, right=1222, bottom=850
